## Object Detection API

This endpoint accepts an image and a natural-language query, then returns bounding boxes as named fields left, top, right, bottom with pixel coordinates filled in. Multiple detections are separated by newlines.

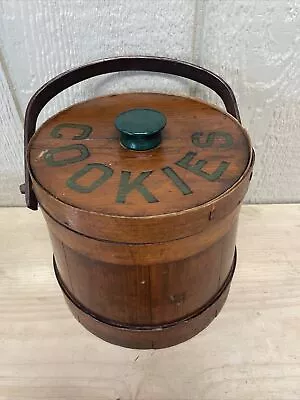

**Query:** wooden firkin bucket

left=21, top=57, right=254, bottom=349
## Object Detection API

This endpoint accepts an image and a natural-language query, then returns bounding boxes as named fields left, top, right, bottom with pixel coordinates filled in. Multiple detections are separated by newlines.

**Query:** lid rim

left=28, top=92, right=253, bottom=219
left=28, top=149, right=254, bottom=220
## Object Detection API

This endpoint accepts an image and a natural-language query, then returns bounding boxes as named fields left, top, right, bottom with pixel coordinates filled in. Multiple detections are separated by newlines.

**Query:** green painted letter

left=161, top=166, right=193, bottom=195
left=192, top=131, right=233, bottom=148
left=44, top=144, right=90, bottom=167
left=66, top=163, right=113, bottom=193
left=116, top=171, right=158, bottom=204
left=50, top=123, right=92, bottom=140
left=176, top=152, right=229, bottom=182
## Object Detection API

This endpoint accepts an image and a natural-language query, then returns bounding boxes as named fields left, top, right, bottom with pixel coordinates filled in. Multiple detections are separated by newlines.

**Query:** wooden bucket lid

left=28, top=93, right=253, bottom=243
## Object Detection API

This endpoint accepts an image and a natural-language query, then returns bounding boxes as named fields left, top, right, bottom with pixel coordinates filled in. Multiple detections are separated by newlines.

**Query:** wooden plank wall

left=0, top=0, right=299, bottom=205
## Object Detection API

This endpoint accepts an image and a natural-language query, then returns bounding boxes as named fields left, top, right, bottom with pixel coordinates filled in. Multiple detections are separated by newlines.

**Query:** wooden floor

left=0, top=205, right=299, bottom=400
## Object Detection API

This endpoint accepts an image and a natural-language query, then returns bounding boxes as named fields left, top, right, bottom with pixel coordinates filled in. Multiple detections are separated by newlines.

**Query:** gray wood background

left=0, top=0, right=299, bottom=206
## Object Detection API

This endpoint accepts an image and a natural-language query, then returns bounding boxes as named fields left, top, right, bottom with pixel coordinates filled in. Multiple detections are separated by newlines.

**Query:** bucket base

left=53, top=249, right=236, bottom=349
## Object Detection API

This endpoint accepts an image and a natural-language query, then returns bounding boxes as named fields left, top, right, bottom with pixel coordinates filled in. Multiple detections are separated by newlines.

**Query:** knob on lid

left=115, top=108, right=167, bottom=151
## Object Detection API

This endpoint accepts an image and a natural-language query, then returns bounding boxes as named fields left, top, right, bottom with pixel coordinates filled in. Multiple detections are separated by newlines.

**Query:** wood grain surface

left=0, top=58, right=24, bottom=206
left=0, top=204, right=299, bottom=399
left=1, top=1, right=300, bottom=205
left=196, top=0, right=300, bottom=204
left=27, top=92, right=253, bottom=349
left=0, top=0, right=196, bottom=206
left=29, top=93, right=251, bottom=216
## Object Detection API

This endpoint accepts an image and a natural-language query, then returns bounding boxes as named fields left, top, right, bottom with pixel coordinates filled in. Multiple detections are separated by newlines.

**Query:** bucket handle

left=21, top=56, right=241, bottom=210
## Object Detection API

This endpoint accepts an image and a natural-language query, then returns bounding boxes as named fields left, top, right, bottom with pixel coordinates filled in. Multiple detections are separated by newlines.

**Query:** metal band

left=22, top=56, right=241, bottom=210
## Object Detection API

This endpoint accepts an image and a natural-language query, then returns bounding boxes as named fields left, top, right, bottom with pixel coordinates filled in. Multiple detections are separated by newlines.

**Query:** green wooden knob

left=115, top=108, right=167, bottom=151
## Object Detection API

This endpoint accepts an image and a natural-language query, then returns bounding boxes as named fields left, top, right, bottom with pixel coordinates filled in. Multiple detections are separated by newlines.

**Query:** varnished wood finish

left=60, top=259, right=234, bottom=350
left=43, top=202, right=239, bottom=348
left=33, top=170, right=251, bottom=243
left=41, top=206, right=240, bottom=265
left=29, top=94, right=250, bottom=216
left=28, top=94, right=253, bottom=243
left=49, top=214, right=237, bottom=326
left=27, top=92, right=254, bottom=348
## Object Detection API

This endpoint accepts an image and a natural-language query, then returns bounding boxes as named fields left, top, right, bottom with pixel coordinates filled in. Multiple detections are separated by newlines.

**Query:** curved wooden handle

left=22, top=56, right=241, bottom=210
